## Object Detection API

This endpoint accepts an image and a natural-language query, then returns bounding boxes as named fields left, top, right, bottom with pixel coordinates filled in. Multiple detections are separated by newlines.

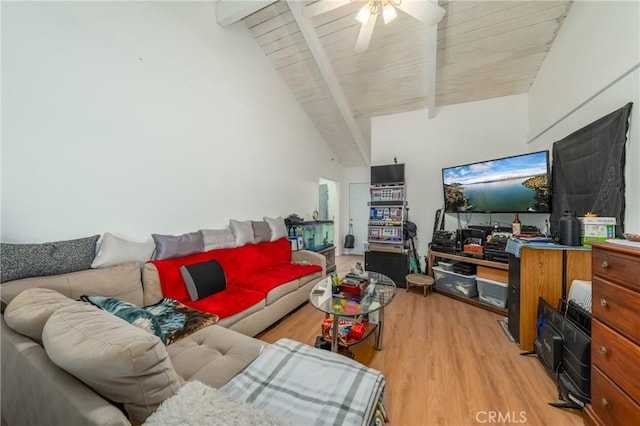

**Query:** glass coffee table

left=308, top=271, right=397, bottom=354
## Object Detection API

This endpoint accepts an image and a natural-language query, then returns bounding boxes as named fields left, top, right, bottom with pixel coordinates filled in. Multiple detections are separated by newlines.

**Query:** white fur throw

left=143, top=380, right=289, bottom=426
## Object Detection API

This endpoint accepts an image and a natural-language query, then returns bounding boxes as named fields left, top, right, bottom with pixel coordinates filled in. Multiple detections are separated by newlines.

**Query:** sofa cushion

left=264, top=216, right=288, bottom=242
left=165, top=324, right=264, bottom=389
left=237, top=263, right=322, bottom=302
left=81, top=295, right=165, bottom=343
left=0, top=261, right=144, bottom=310
left=1, top=235, right=99, bottom=283
left=200, top=228, right=236, bottom=251
left=43, top=303, right=184, bottom=424
left=152, top=232, right=204, bottom=260
left=252, top=221, right=272, bottom=243
left=4, top=288, right=78, bottom=342
left=91, top=232, right=155, bottom=268
left=230, top=219, right=254, bottom=246
left=175, top=286, right=264, bottom=321
left=180, top=260, right=227, bottom=301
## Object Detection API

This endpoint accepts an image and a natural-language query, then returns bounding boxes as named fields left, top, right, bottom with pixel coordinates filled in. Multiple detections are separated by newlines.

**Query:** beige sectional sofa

left=0, top=248, right=326, bottom=426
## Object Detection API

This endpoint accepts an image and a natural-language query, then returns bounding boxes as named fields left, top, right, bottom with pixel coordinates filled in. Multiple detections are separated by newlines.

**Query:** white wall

left=528, top=0, right=640, bottom=234
left=1, top=1, right=343, bottom=243
left=371, top=94, right=530, bottom=268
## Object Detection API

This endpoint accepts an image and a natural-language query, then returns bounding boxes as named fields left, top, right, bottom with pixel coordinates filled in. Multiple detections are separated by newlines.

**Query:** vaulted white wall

left=371, top=94, right=530, bottom=267
left=528, top=0, right=640, bottom=235
left=1, top=1, right=342, bottom=243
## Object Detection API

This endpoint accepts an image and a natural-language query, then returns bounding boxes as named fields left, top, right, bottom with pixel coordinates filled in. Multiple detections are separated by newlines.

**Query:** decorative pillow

left=0, top=235, right=99, bottom=283
left=180, top=260, right=227, bottom=301
left=143, top=298, right=220, bottom=345
left=81, top=295, right=165, bottom=343
left=229, top=219, right=254, bottom=246
left=263, top=216, right=288, bottom=242
left=42, top=303, right=184, bottom=424
left=200, top=228, right=236, bottom=251
left=4, top=288, right=78, bottom=342
left=0, top=261, right=144, bottom=309
left=152, top=232, right=204, bottom=260
left=91, top=232, right=155, bottom=268
left=252, top=221, right=272, bottom=243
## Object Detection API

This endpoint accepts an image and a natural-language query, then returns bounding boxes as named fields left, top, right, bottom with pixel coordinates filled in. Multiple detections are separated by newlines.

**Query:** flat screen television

left=371, top=163, right=405, bottom=185
left=442, top=150, right=550, bottom=213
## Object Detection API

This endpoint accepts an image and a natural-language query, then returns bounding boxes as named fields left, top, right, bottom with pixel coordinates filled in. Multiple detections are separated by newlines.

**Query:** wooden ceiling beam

left=216, top=1, right=278, bottom=27
left=426, top=0, right=440, bottom=119
left=287, top=0, right=370, bottom=166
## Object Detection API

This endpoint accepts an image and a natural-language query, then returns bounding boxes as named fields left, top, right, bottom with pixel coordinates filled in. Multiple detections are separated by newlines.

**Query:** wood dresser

left=585, top=242, right=640, bottom=425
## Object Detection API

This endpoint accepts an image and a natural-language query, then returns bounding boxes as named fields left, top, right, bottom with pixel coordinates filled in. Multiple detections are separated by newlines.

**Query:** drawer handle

left=600, top=298, right=608, bottom=307
left=601, top=397, right=608, bottom=407
left=600, top=346, right=608, bottom=356
left=600, top=259, right=609, bottom=268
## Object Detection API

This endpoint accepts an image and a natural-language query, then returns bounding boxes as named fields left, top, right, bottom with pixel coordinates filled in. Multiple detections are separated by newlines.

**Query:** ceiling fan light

left=382, top=3, right=397, bottom=24
left=356, top=5, right=371, bottom=25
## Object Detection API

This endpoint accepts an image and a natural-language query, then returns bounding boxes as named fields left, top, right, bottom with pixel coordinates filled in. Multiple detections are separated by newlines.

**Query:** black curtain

left=550, top=102, right=632, bottom=237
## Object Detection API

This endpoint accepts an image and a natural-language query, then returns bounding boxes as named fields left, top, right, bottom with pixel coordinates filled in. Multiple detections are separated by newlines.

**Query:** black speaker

left=364, top=251, right=408, bottom=288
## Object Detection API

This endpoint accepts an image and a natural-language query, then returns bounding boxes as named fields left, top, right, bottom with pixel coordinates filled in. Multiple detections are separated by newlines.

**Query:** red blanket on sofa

left=151, top=238, right=322, bottom=319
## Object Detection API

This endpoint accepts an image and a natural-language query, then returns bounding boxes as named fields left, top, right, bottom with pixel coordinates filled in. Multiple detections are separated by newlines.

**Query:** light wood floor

left=257, top=255, right=585, bottom=426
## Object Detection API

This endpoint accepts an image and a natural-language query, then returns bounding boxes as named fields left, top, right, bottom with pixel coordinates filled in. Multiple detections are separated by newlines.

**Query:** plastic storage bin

left=432, top=266, right=478, bottom=298
left=437, top=261, right=455, bottom=271
left=477, top=277, right=508, bottom=308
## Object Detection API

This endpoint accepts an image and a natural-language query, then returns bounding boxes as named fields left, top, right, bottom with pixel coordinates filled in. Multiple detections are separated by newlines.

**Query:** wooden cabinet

left=585, top=242, right=640, bottom=425
left=508, top=247, right=591, bottom=351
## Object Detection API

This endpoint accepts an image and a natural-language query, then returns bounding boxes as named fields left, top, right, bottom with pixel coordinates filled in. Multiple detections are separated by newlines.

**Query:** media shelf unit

left=366, top=184, right=409, bottom=287
left=427, top=250, right=508, bottom=315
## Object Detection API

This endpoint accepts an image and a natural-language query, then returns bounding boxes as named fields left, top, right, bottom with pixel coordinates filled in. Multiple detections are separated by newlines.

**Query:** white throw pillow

left=43, top=303, right=184, bottom=424
left=200, top=228, right=237, bottom=251
left=229, top=220, right=255, bottom=247
left=263, top=216, right=288, bottom=241
left=91, top=232, right=155, bottom=268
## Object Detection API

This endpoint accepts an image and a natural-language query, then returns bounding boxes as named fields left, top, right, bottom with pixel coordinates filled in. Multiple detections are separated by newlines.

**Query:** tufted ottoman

left=166, top=324, right=266, bottom=389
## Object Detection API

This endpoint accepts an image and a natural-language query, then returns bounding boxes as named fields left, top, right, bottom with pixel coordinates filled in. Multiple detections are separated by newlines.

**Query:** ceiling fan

left=302, top=0, right=446, bottom=53
left=354, top=0, right=446, bottom=52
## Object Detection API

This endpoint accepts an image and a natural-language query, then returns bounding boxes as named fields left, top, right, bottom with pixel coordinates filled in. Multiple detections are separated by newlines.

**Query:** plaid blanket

left=220, top=338, right=386, bottom=426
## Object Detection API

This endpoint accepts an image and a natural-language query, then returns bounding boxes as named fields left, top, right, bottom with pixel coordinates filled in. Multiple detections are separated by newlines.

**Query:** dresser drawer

left=593, top=278, right=640, bottom=344
left=592, top=319, right=640, bottom=399
left=592, top=247, right=640, bottom=292
left=590, top=367, right=640, bottom=425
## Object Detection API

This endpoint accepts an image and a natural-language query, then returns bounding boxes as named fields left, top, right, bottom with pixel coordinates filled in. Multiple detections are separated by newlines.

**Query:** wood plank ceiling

left=242, top=0, right=572, bottom=167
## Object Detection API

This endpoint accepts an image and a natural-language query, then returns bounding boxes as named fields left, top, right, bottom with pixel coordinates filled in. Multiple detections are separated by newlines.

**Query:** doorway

left=347, top=182, right=369, bottom=255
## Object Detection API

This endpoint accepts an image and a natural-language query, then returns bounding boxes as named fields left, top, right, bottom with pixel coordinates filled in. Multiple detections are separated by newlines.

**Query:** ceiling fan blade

left=398, top=1, right=445, bottom=26
left=355, top=13, right=377, bottom=53
left=303, top=0, right=353, bottom=18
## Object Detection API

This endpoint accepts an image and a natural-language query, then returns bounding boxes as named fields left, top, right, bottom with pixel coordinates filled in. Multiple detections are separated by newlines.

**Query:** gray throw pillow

left=151, top=232, right=204, bottom=260
left=252, top=221, right=271, bottom=243
left=0, top=235, right=99, bottom=283
left=180, top=260, right=227, bottom=301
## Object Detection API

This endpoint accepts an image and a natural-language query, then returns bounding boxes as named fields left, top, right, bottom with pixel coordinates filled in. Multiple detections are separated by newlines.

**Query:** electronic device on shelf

left=430, top=230, right=457, bottom=254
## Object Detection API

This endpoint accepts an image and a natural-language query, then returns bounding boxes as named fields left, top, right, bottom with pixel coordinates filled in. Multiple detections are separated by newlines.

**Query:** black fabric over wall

left=550, top=102, right=632, bottom=237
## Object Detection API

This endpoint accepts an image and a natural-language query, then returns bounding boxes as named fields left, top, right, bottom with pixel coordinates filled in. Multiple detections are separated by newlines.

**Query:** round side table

left=406, top=273, right=434, bottom=297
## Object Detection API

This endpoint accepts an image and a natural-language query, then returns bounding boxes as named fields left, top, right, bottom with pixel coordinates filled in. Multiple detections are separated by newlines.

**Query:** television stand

left=427, top=250, right=508, bottom=315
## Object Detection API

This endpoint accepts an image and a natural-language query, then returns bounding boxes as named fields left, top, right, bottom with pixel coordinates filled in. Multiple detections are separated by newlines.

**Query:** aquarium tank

left=291, top=221, right=334, bottom=251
